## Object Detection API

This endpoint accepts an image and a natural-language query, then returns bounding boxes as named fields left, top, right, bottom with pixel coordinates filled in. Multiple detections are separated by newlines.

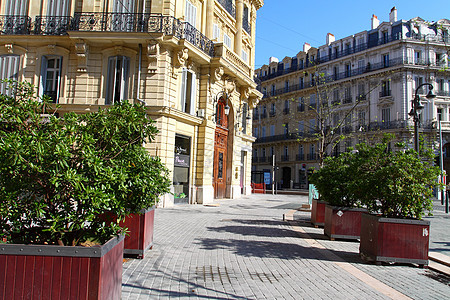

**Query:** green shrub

left=0, top=81, right=171, bottom=246
left=310, top=135, right=440, bottom=219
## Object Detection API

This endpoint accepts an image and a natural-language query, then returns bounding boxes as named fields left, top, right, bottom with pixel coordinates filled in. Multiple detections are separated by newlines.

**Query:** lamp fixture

left=410, top=83, right=435, bottom=154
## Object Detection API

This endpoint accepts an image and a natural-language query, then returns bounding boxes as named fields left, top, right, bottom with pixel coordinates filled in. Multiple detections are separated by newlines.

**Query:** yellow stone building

left=0, top=0, right=263, bottom=206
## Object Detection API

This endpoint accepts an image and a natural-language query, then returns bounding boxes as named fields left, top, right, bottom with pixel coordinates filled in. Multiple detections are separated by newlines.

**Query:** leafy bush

left=0, top=81, right=171, bottom=246
left=310, top=135, right=440, bottom=219
left=309, top=151, right=362, bottom=207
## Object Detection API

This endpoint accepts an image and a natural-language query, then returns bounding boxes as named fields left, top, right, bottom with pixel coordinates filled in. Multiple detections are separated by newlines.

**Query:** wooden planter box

left=311, top=199, right=327, bottom=227
left=120, top=207, right=155, bottom=258
left=360, top=213, right=430, bottom=266
left=0, top=235, right=124, bottom=300
left=324, top=205, right=367, bottom=240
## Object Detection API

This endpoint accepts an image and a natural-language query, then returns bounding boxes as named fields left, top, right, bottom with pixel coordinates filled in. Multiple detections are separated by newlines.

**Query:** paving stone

left=122, top=194, right=450, bottom=299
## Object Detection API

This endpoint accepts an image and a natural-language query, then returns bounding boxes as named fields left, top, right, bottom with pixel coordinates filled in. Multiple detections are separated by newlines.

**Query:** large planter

left=0, top=235, right=124, bottom=300
left=120, top=207, right=155, bottom=258
left=311, top=199, right=327, bottom=227
left=324, top=205, right=367, bottom=240
left=360, top=213, right=430, bottom=266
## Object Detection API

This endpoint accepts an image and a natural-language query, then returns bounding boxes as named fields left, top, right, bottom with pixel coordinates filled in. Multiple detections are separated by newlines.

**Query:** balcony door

left=4, top=0, right=28, bottom=15
left=112, top=0, right=135, bottom=31
left=47, top=0, right=70, bottom=16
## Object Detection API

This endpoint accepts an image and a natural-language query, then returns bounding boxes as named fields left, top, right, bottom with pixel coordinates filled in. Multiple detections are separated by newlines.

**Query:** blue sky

left=255, top=0, right=450, bottom=68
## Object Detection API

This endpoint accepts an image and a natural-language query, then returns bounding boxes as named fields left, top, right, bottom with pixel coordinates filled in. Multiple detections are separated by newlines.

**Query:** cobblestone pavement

left=122, top=194, right=450, bottom=299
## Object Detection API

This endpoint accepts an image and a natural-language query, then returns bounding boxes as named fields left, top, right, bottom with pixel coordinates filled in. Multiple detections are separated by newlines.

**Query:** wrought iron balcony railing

left=281, top=155, right=289, bottom=162
left=0, top=15, right=31, bottom=34
left=0, top=13, right=214, bottom=57
left=296, top=154, right=305, bottom=161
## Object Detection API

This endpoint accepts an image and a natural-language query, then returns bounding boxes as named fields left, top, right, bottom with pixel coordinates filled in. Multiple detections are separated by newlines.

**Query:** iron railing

left=0, top=15, right=31, bottom=34
left=0, top=13, right=214, bottom=57
left=281, top=155, right=289, bottom=161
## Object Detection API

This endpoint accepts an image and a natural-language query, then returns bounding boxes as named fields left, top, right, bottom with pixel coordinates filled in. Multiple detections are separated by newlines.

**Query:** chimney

left=371, top=14, right=379, bottom=30
left=269, top=56, right=279, bottom=64
left=303, top=42, right=311, bottom=53
left=326, top=33, right=335, bottom=45
left=389, top=7, right=397, bottom=23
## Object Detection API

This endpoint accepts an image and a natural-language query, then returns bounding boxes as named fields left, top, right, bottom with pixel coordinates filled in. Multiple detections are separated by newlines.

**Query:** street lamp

left=408, top=83, right=436, bottom=153
left=213, top=91, right=230, bottom=122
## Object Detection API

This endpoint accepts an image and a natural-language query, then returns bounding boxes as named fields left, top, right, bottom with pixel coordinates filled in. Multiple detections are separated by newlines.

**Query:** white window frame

left=0, top=54, right=20, bottom=96
left=40, top=55, right=62, bottom=103
left=180, top=68, right=197, bottom=114
left=106, top=55, right=130, bottom=104
left=213, top=23, right=220, bottom=40
left=241, top=49, right=248, bottom=63
left=185, top=0, right=197, bottom=28
left=223, top=33, right=232, bottom=48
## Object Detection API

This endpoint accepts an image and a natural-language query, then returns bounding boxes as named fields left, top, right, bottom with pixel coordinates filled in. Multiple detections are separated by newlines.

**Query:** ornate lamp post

left=408, top=83, right=436, bottom=153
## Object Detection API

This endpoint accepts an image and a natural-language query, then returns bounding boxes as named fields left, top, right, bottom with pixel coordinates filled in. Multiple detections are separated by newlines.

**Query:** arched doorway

left=213, top=96, right=229, bottom=198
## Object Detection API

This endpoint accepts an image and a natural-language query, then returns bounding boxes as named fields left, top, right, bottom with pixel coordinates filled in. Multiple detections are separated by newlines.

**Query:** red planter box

left=0, top=235, right=124, bottom=300
left=360, top=213, right=430, bottom=266
left=120, top=207, right=155, bottom=258
left=311, top=199, right=327, bottom=227
left=324, top=205, right=366, bottom=240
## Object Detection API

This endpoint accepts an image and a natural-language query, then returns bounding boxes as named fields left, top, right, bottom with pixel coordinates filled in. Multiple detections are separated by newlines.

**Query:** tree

left=0, top=81, right=171, bottom=246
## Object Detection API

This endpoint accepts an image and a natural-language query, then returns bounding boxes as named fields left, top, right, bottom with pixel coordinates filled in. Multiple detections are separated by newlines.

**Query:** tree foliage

left=0, top=81, right=171, bottom=246
left=310, top=135, right=440, bottom=219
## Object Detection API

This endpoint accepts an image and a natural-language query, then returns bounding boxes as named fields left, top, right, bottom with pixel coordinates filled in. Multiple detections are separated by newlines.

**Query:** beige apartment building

left=253, top=8, right=450, bottom=190
left=0, top=0, right=263, bottom=206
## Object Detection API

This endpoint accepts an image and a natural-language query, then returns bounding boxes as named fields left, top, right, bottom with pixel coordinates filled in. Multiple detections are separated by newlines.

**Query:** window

left=345, top=63, right=351, bottom=77
left=310, top=94, right=316, bottom=106
left=270, top=125, right=275, bottom=136
left=284, top=80, right=289, bottom=92
left=4, top=0, right=29, bottom=15
left=270, top=103, right=276, bottom=115
left=283, top=123, right=289, bottom=135
left=438, top=79, right=445, bottom=91
left=358, top=111, right=366, bottom=126
left=358, top=59, right=365, bottom=71
left=106, top=56, right=129, bottom=104
left=414, top=51, right=421, bottom=64
left=358, top=83, right=365, bottom=100
left=185, top=0, right=197, bottom=28
left=437, top=108, right=443, bottom=121
left=47, top=0, right=71, bottom=15
left=254, top=127, right=259, bottom=138
left=261, top=126, right=266, bottom=137
left=213, top=24, right=220, bottom=40
left=0, top=55, right=20, bottom=96
left=415, top=76, right=424, bottom=91
left=180, top=68, right=196, bottom=114
left=242, top=4, right=250, bottom=34
left=382, top=31, right=389, bottom=43
left=241, top=49, right=248, bottom=63
left=382, top=108, right=391, bottom=123
left=333, top=88, right=340, bottom=104
left=262, top=147, right=266, bottom=158
left=299, top=59, right=304, bottom=69
left=299, top=77, right=304, bottom=89
left=333, top=66, right=339, bottom=79
left=309, top=119, right=316, bottom=133
left=40, top=56, right=62, bottom=103
left=223, top=33, right=232, bottom=48
left=285, top=62, right=290, bottom=70
left=383, top=54, right=389, bottom=67
left=271, top=84, right=275, bottom=95
left=112, top=0, right=135, bottom=31
left=381, top=80, right=391, bottom=97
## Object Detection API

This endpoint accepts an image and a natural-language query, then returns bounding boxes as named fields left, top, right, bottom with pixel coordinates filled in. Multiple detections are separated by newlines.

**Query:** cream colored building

left=0, top=0, right=263, bottom=206
left=254, top=8, right=450, bottom=189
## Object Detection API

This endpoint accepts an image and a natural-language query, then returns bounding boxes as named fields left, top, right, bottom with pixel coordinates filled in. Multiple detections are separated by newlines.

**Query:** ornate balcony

left=0, top=15, right=31, bottom=35
left=0, top=13, right=214, bottom=57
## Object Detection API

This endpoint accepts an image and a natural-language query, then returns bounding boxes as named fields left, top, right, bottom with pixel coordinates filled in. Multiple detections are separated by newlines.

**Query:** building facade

left=253, top=8, right=450, bottom=189
left=0, top=0, right=263, bottom=206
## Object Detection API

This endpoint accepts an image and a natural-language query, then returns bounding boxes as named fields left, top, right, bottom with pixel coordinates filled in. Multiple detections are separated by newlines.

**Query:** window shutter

left=180, top=68, right=187, bottom=112
left=189, top=71, right=196, bottom=115
left=0, top=55, right=20, bottom=96
left=121, top=56, right=130, bottom=101
left=106, top=57, right=116, bottom=104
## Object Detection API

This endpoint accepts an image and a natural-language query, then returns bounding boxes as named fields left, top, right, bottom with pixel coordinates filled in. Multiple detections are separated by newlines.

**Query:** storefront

left=173, top=135, right=191, bottom=204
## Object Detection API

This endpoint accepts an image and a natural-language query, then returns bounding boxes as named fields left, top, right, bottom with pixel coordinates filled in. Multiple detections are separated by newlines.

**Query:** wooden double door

left=213, top=97, right=229, bottom=199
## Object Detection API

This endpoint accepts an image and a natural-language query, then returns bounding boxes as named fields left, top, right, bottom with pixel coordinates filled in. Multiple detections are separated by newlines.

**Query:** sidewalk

left=122, top=194, right=450, bottom=299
